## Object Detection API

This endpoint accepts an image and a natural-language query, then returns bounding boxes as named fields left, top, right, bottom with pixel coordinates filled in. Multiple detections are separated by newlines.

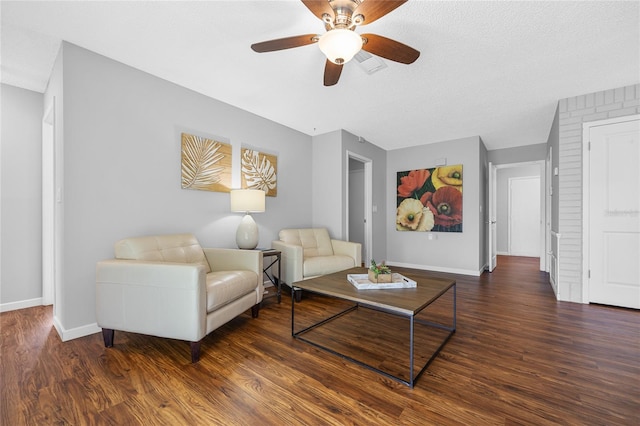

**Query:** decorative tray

left=347, top=273, right=417, bottom=290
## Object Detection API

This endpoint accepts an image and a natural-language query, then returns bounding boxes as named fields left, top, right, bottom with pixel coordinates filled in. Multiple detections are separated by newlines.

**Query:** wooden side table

left=260, top=249, right=281, bottom=303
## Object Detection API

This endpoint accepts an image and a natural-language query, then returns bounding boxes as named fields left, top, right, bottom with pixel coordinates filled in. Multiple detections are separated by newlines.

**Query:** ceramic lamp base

left=236, top=214, right=259, bottom=250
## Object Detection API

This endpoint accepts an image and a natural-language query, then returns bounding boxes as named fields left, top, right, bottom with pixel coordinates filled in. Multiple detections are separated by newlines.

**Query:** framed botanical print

left=241, top=148, right=277, bottom=197
left=181, top=132, right=232, bottom=192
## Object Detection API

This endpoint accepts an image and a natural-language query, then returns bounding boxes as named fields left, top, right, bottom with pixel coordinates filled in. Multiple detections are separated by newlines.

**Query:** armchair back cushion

left=114, top=233, right=211, bottom=273
left=278, top=228, right=334, bottom=257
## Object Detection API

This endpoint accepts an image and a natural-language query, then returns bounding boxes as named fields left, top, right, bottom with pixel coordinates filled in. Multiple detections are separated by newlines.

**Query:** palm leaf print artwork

left=241, top=148, right=278, bottom=196
left=181, top=133, right=232, bottom=192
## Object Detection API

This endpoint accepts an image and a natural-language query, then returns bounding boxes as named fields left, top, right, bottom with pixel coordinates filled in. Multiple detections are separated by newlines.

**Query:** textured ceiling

left=1, top=1, right=638, bottom=151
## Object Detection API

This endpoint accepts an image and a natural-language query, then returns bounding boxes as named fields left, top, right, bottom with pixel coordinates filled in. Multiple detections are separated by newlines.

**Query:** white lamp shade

left=230, top=189, right=265, bottom=213
left=318, top=29, right=363, bottom=65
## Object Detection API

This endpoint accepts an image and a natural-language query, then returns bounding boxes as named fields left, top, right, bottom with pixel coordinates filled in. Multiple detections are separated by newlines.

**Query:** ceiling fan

left=251, top=0, right=420, bottom=86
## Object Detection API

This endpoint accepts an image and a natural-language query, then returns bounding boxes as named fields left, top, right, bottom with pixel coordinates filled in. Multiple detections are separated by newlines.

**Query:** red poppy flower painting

left=396, top=165, right=463, bottom=232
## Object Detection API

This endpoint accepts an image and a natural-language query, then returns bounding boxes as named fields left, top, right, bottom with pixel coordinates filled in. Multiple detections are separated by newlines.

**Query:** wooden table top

left=292, top=267, right=455, bottom=316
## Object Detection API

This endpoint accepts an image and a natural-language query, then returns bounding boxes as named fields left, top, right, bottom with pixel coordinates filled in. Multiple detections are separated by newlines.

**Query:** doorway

left=346, top=152, right=372, bottom=266
left=495, top=161, right=546, bottom=270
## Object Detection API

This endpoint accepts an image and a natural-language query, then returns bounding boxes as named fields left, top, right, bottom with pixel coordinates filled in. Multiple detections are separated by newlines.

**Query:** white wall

left=386, top=136, right=485, bottom=275
left=0, top=84, right=43, bottom=310
left=549, top=84, right=640, bottom=302
left=43, top=42, right=313, bottom=337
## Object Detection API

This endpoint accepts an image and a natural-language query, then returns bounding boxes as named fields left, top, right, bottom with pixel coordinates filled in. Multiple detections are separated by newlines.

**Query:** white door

left=588, top=118, right=640, bottom=309
left=509, top=177, right=541, bottom=257
left=488, top=162, right=497, bottom=271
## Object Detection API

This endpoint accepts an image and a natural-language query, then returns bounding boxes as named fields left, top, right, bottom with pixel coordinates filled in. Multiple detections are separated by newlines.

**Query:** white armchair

left=272, top=228, right=361, bottom=299
left=96, top=233, right=263, bottom=362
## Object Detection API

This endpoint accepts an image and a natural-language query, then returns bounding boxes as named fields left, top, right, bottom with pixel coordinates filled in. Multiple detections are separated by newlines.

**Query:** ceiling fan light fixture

left=318, top=28, right=363, bottom=65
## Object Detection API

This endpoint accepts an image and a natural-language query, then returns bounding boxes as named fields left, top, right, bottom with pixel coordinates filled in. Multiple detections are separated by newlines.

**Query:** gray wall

left=0, top=84, right=43, bottom=309
left=310, top=129, right=388, bottom=263
left=9, top=43, right=633, bottom=333
left=386, top=136, right=485, bottom=275
left=311, top=130, right=342, bottom=236
left=43, top=42, right=313, bottom=335
left=341, top=130, right=388, bottom=263
left=488, top=143, right=546, bottom=164
left=479, top=139, right=488, bottom=269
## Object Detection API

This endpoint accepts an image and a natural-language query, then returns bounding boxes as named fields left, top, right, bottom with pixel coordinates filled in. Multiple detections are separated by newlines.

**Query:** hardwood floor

left=1, top=256, right=638, bottom=425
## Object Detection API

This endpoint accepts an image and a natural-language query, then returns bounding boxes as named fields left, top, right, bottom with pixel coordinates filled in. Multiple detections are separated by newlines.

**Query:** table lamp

left=230, top=189, right=265, bottom=249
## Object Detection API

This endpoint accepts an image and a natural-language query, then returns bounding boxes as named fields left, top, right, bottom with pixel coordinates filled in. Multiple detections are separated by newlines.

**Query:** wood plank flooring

left=1, top=256, right=638, bottom=425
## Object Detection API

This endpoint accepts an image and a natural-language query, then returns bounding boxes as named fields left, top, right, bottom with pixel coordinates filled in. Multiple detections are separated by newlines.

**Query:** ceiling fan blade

left=301, top=0, right=334, bottom=22
left=353, top=0, right=407, bottom=26
left=251, top=34, right=318, bottom=53
left=361, top=33, right=420, bottom=64
left=324, top=60, right=343, bottom=86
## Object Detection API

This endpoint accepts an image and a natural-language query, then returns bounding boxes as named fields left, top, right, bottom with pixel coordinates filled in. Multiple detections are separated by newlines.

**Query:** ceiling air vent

left=354, top=50, right=387, bottom=75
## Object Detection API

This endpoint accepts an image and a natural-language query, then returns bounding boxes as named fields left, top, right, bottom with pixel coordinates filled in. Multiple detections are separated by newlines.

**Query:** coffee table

left=291, top=267, right=456, bottom=388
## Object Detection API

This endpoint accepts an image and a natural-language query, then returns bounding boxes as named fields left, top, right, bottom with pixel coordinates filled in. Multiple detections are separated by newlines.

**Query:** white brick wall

left=556, top=84, right=640, bottom=302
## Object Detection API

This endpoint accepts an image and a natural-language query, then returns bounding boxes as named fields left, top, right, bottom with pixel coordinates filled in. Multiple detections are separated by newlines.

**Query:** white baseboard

left=53, top=316, right=101, bottom=342
left=1, top=298, right=101, bottom=341
left=386, top=261, right=483, bottom=277
left=0, top=297, right=43, bottom=313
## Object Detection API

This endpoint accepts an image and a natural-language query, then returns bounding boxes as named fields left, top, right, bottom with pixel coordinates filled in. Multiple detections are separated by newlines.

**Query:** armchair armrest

left=331, top=239, right=362, bottom=267
left=271, top=240, right=304, bottom=285
left=203, top=248, right=262, bottom=275
left=203, top=248, right=263, bottom=294
left=96, top=259, right=207, bottom=342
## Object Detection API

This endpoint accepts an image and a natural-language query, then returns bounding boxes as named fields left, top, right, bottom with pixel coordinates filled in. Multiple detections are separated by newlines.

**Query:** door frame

left=487, top=162, right=497, bottom=271
left=42, top=99, right=56, bottom=307
left=546, top=147, right=552, bottom=273
left=345, top=151, right=372, bottom=265
left=581, top=114, right=640, bottom=304
left=495, top=161, right=546, bottom=270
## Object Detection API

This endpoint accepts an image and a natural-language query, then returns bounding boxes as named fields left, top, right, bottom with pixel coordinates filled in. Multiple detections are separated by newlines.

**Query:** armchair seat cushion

left=206, top=270, right=258, bottom=313
left=304, top=255, right=356, bottom=277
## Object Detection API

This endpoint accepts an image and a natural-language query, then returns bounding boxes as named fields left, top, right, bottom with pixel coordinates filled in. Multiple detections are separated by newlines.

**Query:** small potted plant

left=369, top=260, right=392, bottom=283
